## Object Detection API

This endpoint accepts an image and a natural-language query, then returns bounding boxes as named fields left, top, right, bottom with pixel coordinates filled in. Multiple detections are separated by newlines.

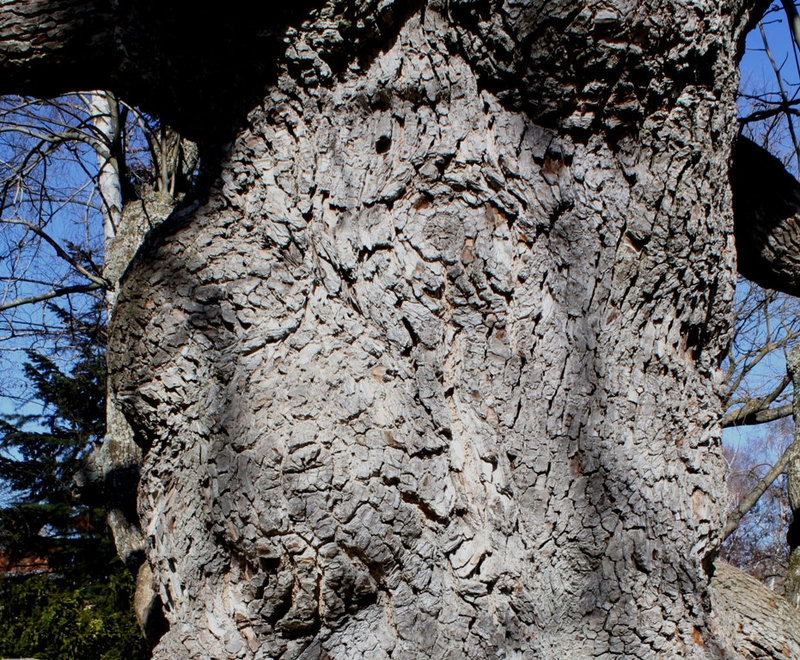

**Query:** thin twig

left=1, top=219, right=110, bottom=290
left=760, top=21, right=800, bottom=172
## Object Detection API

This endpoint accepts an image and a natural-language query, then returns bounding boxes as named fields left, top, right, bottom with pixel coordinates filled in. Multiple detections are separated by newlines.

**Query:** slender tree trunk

left=87, top=91, right=122, bottom=243
left=785, top=345, right=800, bottom=605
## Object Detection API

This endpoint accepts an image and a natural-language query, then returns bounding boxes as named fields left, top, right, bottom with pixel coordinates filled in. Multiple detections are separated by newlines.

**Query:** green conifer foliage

left=0, top=321, right=148, bottom=660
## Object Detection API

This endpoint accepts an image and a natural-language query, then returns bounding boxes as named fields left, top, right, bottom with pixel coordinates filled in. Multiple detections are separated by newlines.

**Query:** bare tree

left=0, top=92, right=197, bottom=394
left=714, top=2, right=800, bottom=601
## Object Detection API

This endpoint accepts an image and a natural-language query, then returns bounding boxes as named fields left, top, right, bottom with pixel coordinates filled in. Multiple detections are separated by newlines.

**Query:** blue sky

left=724, top=2, right=800, bottom=466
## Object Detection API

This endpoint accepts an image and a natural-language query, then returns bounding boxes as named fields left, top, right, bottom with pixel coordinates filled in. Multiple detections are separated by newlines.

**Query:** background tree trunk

left=784, top=345, right=800, bottom=604
left=87, top=91, right=123, bottom=243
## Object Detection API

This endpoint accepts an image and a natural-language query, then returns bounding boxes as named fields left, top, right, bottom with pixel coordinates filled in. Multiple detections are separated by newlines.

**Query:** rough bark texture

left=101, top=190, right=183, bottom=641
left=0, top=0, right=114, bottom=95
left=108, top=3, right=753, bottom=658
left=3, top=0, right=797, bottom=657
left=710, top=561, right=800, bottom=659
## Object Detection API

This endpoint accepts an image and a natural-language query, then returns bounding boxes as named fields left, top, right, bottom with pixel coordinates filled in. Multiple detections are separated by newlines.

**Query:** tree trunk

left=785, top=345, right=800, bottom=605
left=4, top=0, right=799, bottom=657
left=107, top=5, right=751, bottom=658
left=87, top=91, right=123, bottom=243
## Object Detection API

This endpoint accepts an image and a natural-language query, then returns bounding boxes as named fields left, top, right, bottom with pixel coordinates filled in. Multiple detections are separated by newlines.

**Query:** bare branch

left=0, top=282, right=102, bottom=312
left=759, top=21, right=800, bottom=172
left=722, top=402, right=793, bottom=428
left=740, top=99, right=800, bottom=124
left=2, top=219, right=110, bottom=289
left=722, top=431, right=798, bottom=540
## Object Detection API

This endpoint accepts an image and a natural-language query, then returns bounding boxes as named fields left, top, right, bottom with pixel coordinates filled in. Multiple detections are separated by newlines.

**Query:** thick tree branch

left=711, top=561, right=800, bottom=658
left=722, top=402, right=793, bottom=427
left=732, top=135, right=800, bottom=296
left=0, top=1, right=324, bottom=142
left=0, top=0, right=114, bottom=97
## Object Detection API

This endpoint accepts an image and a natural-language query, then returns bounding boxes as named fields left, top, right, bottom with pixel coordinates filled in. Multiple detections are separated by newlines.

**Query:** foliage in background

left=0, top=314, right=147, bottom=660
left=0, top=310, right=105, bottom=567
left=0, top=568, right=147, bottom=660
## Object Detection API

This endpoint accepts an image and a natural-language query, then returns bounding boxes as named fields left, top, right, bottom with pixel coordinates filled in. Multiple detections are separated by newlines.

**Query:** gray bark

left=4, top=0, right=800, bottom=658
left=109, top=5, right=751, bottom=658
left=710, top=561, right=800, bottom=659
left=101, top=189, right=185, bottom=641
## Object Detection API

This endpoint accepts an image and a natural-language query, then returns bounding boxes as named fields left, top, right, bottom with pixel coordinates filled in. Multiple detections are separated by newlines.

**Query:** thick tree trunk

left=107, top=5, right=750, bottom=658
left=4, top=0, right=798, bottom=657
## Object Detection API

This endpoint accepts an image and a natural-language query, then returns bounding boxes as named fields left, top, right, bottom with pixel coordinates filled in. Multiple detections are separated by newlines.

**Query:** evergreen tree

left=0, top=316, right=147, bottom=660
